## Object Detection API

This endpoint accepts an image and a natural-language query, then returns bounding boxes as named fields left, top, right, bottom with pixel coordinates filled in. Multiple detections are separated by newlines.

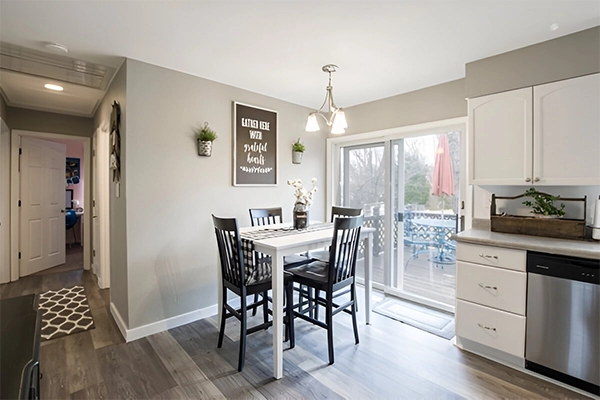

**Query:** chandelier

left=305, top=64, right=347, bottom=134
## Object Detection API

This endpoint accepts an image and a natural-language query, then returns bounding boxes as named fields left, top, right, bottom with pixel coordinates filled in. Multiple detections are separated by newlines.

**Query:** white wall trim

left=111, top=302, right=219, bottom=342
left=110, top=301, right=128, bottom=341
left=10, top=130, right=92, bottom=281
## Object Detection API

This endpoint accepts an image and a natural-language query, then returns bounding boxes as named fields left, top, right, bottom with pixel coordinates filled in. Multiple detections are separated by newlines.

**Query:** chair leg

left=326, top=292, right=334, bottom=365
left=262, top=291, right=269, bottom=326
left=285, top=282, right=295, bottom=348
left=351, top=284, right=360, bottom=344
left=252, top=293, right=259, bottom=316
left=238, top=294, right=247, bottom=372
left=314, top=289, right=320, bottom=320
left=217, top=288, right=227, bottom=348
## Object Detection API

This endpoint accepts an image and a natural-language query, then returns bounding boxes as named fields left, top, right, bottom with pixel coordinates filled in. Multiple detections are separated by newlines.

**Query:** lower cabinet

left=455, top=242, right=527, bottom=362
left=456, top=299, right=526, bottom=357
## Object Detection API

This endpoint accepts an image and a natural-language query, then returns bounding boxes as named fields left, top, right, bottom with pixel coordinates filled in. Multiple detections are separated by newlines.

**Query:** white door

left=468, top=87, right=533, bottom=185
left=92, top=127, right=110, bottom=288
left=20, top=136, right=66, bottom=276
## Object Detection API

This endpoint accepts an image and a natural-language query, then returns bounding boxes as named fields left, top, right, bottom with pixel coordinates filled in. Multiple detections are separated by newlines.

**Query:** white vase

left=292, top=151, right=303, bottom=164
left=198, top=140, right=213, bottom=156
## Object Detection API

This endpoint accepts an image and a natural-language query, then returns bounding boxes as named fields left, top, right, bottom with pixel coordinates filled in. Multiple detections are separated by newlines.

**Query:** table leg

left=364, top=233, right=373, bottom=325
left=272, top=251, right=283, bottom=379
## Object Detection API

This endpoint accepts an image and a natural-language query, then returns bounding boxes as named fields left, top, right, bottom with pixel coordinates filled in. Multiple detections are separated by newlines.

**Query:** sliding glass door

left=337, top=129, right=462, bottom=312
left=390, top=133, right=460, bottom=310
left=340, top=143, right=386, bottom=286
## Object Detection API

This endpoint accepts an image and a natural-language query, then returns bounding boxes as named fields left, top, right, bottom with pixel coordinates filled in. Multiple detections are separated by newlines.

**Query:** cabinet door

left=468, top=88, right=533, bottom=185
left=533, top=74, right=600, bottom=185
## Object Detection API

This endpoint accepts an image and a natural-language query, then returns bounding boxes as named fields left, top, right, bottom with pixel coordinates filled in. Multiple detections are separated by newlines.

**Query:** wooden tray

left=491, top=193, right=587, bottom=241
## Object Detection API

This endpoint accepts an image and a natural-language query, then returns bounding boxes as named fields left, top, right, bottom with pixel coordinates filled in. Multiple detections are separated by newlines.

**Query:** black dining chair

left=212, top=215, right=295, bottom=372
left=308, top=206, right=363, bottom=262
left=287, top=215, right=363, bottom=365
left=248, top=207, right=316, bottom=316
left=306, top=206, right=363, bottom=318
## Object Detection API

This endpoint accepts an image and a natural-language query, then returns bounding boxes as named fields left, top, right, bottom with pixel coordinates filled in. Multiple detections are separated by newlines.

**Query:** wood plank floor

left=0, top=268, right=591, bottom=399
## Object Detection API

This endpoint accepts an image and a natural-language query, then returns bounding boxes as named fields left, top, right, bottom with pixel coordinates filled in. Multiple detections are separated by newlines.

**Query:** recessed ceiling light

left=550, top=23, right=559, bottom=31
left=44, top=42, right=68, bottom=53
left=44, top=83, right=64, bottom=91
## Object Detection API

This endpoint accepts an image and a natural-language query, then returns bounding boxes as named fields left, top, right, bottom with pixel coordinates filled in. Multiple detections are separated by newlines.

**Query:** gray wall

left=0, top=95, right=7, bottom=123
left=93, top=62, right=129, bottom=325
left=466, top=26, right=600, bottom=98
left=342, top=79, right=466, bottom=135
left=124, top=59, right=326, bottom=329
left=5, top=106, right=93, bottom=136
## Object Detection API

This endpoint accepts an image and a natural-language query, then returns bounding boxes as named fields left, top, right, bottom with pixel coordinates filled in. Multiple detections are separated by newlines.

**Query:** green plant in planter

left=292, top=138, right=305, bottom=153
left=194, top=122, right=218, bottom=142
left=522, top=187, right=566, bottom=217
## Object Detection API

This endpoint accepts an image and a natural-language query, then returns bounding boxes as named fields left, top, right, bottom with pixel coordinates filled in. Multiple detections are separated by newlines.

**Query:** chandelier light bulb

left=305, top=113, right=320, bottom=132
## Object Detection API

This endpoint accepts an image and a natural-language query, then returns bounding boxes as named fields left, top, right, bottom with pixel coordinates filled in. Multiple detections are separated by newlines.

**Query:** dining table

left=238, top=221, right=375, bottom=379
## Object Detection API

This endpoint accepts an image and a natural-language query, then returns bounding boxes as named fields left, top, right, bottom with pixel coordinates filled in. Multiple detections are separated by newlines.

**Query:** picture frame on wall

left=233, top=102, right=278, bottom=186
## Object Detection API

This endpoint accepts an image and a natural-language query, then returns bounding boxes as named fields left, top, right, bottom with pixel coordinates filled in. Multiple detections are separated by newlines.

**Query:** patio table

left=411, top=218, right=456, bottom=263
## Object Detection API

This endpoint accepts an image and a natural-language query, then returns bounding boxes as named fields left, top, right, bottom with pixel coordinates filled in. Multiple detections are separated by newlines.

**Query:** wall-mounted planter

left=292, top=151, right=303, bottom=164
left=198, top=140, right=213, bottom=157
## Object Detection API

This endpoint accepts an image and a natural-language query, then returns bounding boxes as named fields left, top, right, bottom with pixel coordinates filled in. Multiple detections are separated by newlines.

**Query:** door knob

left=60, top=209, right=66, bottom=213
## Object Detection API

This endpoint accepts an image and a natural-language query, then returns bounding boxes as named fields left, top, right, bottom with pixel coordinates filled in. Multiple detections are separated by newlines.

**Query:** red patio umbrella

left=431, top=134, right=454, bottom=198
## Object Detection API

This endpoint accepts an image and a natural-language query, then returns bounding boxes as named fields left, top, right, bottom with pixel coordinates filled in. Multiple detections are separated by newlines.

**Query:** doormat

left=373, top=297, right=455, bottom=340
left=38, top=286, right=95, bottom=341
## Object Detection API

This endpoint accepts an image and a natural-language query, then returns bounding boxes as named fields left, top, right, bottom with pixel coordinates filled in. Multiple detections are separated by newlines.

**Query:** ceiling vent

left=0, top=42, right=115, bottom=90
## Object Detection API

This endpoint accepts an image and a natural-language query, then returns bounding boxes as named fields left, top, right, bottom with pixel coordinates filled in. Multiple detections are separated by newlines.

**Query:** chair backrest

left=327, top=215, right=363, bottom=285
left=331, top=206, right=362, bottom=222
left=249, top=207, right=283, bottom=226
left=212, top=215, right=246, bottom=288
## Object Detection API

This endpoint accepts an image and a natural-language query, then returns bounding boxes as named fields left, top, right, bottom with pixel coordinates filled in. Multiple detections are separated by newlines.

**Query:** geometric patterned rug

left=38, top=285, right=95, bottom=341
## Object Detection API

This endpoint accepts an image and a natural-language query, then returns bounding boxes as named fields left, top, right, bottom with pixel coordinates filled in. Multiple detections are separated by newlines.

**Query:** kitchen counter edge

left=452, top=229, right=600, bottom=260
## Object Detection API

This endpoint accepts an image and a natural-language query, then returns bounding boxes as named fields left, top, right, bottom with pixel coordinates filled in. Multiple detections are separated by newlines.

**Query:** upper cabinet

left=533, top=74, right=600, bottom=185
left=468, top=74, right=600, bottom=186
left=469, top=87, right=532, bottom=185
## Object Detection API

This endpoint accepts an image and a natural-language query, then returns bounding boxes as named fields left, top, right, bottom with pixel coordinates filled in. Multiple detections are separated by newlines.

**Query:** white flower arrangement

left=287, top=178, right=317, bottom=206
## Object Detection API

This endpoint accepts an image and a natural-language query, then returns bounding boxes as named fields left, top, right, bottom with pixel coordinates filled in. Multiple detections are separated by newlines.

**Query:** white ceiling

left=1, top=1, right=599, bottom=117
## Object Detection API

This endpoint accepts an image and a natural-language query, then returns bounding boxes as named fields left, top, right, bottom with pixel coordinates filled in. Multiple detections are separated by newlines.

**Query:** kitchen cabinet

left=455, top=242, right=527, bottom=362
left=533, top=74, right=600, bottom=185
left=468, top=73, right=600, bottom=186
left=469, top=87, right=532, bottom=185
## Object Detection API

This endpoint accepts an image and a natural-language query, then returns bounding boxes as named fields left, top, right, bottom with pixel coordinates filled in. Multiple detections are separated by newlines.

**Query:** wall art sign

left=66, top=157, right=80, bottom=185
left=233, top=102, right=277, bottom=186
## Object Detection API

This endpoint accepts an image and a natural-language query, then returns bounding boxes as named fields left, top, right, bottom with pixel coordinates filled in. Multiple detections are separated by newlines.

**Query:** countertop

left=453, top=228, right=600, bottom=260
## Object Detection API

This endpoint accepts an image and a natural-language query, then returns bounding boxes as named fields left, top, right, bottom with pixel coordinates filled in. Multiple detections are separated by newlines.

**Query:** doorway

left=331, top=118, right=467, bottom=313
left=8, top=130, right=92, bottom=282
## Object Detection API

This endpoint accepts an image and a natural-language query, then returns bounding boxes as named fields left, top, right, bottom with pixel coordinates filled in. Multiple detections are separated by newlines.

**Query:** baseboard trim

left=110, top=302, right=219, bottom=342
left=110, top=302, right=128, bottom=341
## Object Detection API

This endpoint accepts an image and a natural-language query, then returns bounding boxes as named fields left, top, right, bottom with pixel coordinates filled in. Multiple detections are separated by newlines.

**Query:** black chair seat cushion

left=248, top=271, right=294, bottom=288
left=286, top=261, right=329, bottom=284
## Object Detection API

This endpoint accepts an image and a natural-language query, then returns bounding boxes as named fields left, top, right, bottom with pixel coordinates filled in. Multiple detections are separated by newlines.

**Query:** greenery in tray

left=292, top=138, right=305, bottom=153
left=522, top=187, right=566, bottom=217
left=194, top=122, right=218, bottom=142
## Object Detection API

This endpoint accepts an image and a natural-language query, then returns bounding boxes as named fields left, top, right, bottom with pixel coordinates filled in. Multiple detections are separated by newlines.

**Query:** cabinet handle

left=525, top=177, right=531, bottom=182
left=478, top=283, right=498, bottom=291
left=477, top=323, right=496, bottom=332
left=478, top=253, right=498, bottom=262
left=534, top=177, right=540, bottom=182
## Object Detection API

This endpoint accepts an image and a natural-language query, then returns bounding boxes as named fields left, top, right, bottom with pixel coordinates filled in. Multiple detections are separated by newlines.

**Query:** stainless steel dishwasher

left=526, top=251, right=600, bottom=395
